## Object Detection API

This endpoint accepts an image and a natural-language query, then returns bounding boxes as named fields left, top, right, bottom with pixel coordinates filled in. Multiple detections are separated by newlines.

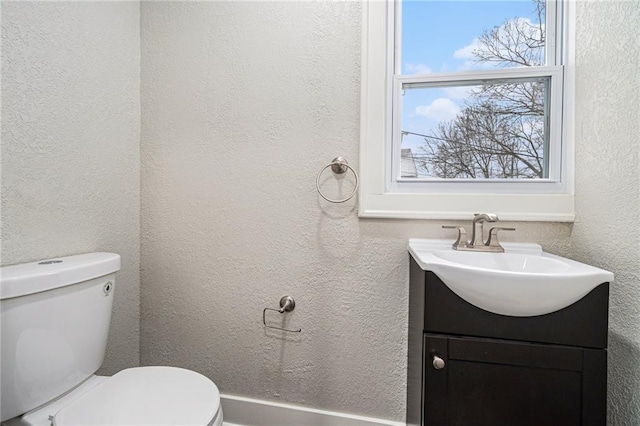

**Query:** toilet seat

left=53, top=367, right=221, bottom=426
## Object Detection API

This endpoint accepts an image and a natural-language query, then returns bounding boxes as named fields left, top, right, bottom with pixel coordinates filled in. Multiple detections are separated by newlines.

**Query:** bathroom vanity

left=407, top=239, right=612, bottom=426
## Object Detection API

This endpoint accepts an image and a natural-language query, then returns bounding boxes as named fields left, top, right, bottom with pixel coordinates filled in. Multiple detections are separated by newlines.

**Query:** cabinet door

left=424, top=334, right=603, bottom=426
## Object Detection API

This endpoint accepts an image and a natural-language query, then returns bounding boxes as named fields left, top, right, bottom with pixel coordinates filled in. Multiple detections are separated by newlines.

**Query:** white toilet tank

left=0, top=253, right=121, bottom=422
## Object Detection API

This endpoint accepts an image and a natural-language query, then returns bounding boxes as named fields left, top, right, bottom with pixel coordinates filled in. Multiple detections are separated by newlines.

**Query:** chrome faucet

left=443, top=213, right=515, bottom=252
left=470, top=213, right=498, bottom=247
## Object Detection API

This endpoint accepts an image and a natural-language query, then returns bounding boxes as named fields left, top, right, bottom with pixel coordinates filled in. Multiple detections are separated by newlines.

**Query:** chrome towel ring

left=315, top=157, right=359, bottom=203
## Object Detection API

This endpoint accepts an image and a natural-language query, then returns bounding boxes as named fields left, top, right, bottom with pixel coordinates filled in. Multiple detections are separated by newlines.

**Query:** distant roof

left=401, top=149, right=418, bottom=178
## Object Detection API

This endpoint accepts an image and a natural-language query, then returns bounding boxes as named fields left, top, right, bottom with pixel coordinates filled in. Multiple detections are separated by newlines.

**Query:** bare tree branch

left=419, top=0, right=547, bottom=179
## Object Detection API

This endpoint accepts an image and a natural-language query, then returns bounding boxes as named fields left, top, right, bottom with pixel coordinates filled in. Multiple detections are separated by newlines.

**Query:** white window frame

left=359, top=0, right=576, bottom=221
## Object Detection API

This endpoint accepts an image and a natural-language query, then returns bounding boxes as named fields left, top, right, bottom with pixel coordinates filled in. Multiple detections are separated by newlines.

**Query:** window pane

left=400, top=77, right=550, bottom=179
left=401, top=0, right=546, bottom=74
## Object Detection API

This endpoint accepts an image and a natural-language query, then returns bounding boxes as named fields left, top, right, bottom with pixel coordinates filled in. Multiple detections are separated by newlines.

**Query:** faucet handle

left=486, top=227, right=516, bottom=248
left=442, top=225, right=468, bottom=248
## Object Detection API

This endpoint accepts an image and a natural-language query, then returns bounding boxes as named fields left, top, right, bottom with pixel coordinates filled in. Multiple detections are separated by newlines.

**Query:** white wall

left=140, top=1, right=640, bottom=422
left=572, top=2, right=640, bottom=422
left=3, top=0, right=637, bottom=423
left=1, top=2, right=141, bottom=374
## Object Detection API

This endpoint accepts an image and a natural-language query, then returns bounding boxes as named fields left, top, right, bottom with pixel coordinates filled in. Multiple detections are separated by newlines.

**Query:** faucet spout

left=442, top=213, right=512, bottom=252
left=470, top=213, right=499, bottom=246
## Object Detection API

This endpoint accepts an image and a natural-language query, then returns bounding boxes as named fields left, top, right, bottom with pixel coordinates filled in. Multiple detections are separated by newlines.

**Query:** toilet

left=0, top=253, right=223, bottom=426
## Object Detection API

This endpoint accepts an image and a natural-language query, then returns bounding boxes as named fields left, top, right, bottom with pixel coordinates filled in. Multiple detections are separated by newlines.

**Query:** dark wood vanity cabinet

left=422, top=334, right=606, bottom=426
left=407, top=258, right=610, bottom=426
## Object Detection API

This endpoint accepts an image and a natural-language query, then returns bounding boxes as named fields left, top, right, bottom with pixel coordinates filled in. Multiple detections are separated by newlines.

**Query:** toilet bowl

left=4, top=367, right=222, bottom=426
left=0, top=253, right=223, bottom=426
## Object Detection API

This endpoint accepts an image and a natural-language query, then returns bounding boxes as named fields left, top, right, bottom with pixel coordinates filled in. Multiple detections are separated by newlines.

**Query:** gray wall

left=1, top=2, right=141, bottom=374
left=140, top=1, right=640, bottom=422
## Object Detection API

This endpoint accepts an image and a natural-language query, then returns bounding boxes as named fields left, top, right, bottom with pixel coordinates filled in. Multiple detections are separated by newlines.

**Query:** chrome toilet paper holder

left=263, top=296, right=301, bottom=333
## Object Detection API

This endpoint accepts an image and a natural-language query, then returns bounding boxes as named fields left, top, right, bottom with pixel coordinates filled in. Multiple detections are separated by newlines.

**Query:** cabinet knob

left=432, top=355, right=445, bottom=370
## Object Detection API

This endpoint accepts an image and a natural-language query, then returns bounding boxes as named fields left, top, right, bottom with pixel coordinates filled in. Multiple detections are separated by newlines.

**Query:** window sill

left=358, top=192, right=575, bottom=222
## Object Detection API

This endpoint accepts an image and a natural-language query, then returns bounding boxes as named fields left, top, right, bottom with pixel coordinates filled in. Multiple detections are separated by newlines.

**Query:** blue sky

left=400, top=0, right=543, bottom=152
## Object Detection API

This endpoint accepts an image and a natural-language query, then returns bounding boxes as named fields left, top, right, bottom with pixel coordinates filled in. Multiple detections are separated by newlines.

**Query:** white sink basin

left=409, top=239, right=614, bottom=317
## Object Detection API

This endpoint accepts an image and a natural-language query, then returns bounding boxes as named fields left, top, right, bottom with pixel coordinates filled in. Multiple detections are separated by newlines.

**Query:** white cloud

left=453, top=38, right=482, bottom=61
left=404, top=63, right=432, bottom=75
left=443, top=86, right=474, bottom=100
left=415, top=98, right=460, bottom=121
left=452, top=18, right=544, bottom=71
left=520, top=119, right=544, bottom=135
left=453, top=38, right=493, bottom=71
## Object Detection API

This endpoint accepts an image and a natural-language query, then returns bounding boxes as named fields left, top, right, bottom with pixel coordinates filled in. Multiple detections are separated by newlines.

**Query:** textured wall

left=7, top=1, right=637, bottom=423
left=140, top=0, right=639, bottom=422
left=571, top=2, right=640, bottom=423
left=139, top=1, right=569, bottom=421
left=1, top=2, right=141, bottom=374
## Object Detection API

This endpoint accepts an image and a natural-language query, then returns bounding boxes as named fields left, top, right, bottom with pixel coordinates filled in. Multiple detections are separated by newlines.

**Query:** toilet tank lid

left=0, top=252, right=121, bottom=300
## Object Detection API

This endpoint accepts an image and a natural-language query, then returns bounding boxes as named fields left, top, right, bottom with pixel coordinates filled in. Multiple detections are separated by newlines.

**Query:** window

left=360, top=0, right=575, bottom=221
